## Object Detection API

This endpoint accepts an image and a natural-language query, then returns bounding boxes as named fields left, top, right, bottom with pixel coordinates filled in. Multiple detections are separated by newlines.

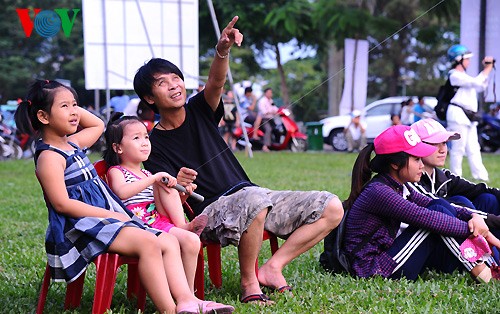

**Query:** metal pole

left=478, top=0, right=487, bottom=110
left=94, top=89, right=100, bottom=113
left=102, top=0, right=110, bottom=122
left=206, top=0, right=253, bottom=157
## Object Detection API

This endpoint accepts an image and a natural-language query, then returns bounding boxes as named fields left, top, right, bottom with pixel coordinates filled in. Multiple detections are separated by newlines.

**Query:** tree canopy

left=1, top=0, right=461, bottom=122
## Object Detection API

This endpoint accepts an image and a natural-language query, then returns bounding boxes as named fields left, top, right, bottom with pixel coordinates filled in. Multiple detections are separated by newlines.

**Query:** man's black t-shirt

left=144, top=91, right=254, bottom=215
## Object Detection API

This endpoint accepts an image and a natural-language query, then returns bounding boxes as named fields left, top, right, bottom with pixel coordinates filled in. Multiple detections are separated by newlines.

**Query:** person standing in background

left=400, top=99, right=415, bottom=126
left=445, top=44, right=494, bottom=182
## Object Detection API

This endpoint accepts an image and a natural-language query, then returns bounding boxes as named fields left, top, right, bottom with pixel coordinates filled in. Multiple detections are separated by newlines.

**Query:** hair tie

left=27, top=100, right=32, bottom=106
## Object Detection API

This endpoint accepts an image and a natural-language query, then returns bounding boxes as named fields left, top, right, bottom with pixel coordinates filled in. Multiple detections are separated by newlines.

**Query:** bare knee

left=253, top=208, right=268, bottom=226
left=154, top=232, right=180, bottom=255
left=179, top=231, right=201, bottom=255
left=135, top=232, right=165, bottom=256
left=322, top=197, right=344, bottom=230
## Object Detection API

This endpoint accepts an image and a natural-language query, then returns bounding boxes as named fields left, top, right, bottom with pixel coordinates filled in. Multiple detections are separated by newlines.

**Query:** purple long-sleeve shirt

left=344, top=174, right=472, bottom=278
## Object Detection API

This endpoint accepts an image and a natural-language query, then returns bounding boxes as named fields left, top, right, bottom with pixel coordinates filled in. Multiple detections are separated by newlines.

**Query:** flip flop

left=262, top=284, right=293, bottom=293
left=200, top=301, right=235, bottom=313
left=240, top=293, right=273, bottom=305
left=276, top=285, right=293, bottom=293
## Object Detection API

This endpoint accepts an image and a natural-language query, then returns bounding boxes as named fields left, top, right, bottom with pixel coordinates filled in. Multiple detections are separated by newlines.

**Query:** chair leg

left=64, top=270, right=86, bottom=309
left=136, top=285, right=147, bottom=311
left=269, top=234, right=279, bottom=254
left=194, top=246, right=205, bottom=299
left=126, top=263, right=140, bottom=299
left=36, top=264, right=51, bottom=314
left=206, top=243, right=222, bottom=288
left=125, top=261, right=147, bottom=311
left=92, top=253, right=120, bottom=314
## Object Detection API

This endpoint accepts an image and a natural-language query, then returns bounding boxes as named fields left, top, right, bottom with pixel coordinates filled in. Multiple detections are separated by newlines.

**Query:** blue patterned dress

left=35, top=140, right=161, bottom=283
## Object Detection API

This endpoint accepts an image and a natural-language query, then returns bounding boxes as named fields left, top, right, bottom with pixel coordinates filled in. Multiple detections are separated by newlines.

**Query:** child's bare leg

left=108, top=227, right=178, bottom=314
left=155, top=184, right=208, bottom=235
left=168, top=227, right=201, bottom=293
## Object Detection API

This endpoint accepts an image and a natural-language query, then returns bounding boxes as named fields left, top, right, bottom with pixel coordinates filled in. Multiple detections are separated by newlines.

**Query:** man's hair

left=244, top=87, right=253, bottom=94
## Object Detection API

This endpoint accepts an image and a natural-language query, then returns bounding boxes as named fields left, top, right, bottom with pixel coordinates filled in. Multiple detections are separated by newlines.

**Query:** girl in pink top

left=103, top=113, right=208, bottom=292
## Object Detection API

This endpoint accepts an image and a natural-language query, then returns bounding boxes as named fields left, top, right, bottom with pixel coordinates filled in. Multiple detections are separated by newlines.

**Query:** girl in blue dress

left=15, top=80, right=234, bottom=314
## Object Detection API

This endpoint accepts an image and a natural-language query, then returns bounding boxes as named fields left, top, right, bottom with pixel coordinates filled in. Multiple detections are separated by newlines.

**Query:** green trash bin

left=305, top=122, right=323, bottom=151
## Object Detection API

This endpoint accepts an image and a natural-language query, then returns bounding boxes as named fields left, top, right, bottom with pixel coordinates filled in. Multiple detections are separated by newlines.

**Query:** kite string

left=195, top=0, right=446, bottom=172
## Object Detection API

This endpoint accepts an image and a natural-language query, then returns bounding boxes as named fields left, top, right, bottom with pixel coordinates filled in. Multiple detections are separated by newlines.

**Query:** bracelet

left=215, top=44, right=230, bottom=59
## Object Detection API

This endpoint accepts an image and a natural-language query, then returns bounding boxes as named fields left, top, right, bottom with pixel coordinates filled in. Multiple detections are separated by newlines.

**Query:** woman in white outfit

left=446, top=44, right=494, bottom=182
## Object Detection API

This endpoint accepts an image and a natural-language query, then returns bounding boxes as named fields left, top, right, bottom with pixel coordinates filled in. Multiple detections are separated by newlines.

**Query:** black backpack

left=434, top=78, right=459, bottom=121
left=319, top=205, right=379, bottom=275
left=319, top=209, right=351, bottom=274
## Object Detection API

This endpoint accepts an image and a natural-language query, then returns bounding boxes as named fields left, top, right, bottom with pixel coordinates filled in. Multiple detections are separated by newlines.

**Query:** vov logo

left=16, top=8, right=81, bottom=38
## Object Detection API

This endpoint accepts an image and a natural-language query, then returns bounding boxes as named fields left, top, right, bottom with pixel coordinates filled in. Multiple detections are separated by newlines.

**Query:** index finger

left=225, top=16, right=239, bottom=30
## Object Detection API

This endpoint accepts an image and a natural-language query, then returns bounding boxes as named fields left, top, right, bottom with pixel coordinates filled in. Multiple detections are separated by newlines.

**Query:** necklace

left=157, top=121, right=169, bottom=130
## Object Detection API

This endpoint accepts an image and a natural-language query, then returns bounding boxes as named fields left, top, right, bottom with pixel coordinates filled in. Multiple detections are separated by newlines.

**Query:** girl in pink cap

left=343, top=125, right=500, bottom=283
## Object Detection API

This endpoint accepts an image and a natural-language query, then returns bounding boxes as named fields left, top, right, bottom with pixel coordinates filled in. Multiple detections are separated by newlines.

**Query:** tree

left=312, top=0, right=460, bottom=106
left=199, top=0, right=315, bottom=108
left=312, top=0, right=375, bottom=115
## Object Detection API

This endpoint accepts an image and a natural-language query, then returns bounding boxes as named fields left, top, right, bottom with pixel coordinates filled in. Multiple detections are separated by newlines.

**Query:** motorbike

left=477, top=113, right=500, bottom=153
left=0, top=114, right=23, bottom=160
left=233, top=107, right=307, bottom=152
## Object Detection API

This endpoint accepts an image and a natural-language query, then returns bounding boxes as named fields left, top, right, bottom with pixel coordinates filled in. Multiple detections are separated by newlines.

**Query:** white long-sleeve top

left=258, top=96, right=278, bottom=119
left=447, top=69, right=489, bottom=125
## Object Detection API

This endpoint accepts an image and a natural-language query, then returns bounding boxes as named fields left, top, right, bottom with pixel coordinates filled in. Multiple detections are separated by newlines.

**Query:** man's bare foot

left=262, top=146, right=270, bottom=152
left=188, top=214, right=208, bottom=236
left=257, top=263, right=289, bottom=291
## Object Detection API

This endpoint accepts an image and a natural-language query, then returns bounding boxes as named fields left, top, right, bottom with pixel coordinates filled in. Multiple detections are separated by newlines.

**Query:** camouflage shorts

left=200, top=186, right=337, bottom=247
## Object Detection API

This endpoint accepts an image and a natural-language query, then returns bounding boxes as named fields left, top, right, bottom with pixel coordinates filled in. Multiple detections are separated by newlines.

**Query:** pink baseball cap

left=460, top=235, right=491, bottom=263
left=411, top=118, right=460, bottom=144
left=374, top=125, right=436, bottom=157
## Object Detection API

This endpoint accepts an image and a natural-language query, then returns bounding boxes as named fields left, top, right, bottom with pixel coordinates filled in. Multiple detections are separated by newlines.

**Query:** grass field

left=1, top=151, right=499, bottom=313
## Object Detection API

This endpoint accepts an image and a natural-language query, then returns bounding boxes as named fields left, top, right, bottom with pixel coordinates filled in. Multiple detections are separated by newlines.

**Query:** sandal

left=262, top=284, right=293, bottom=293
left=177, top=303, right=202, bottom=314
left=240, top=293, right=273, bottom=305
left=200, top=301, right=234, bottom=313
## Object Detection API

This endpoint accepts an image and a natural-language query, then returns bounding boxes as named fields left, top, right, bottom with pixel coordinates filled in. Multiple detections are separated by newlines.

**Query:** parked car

left=320, top=96, right=437, bottom=151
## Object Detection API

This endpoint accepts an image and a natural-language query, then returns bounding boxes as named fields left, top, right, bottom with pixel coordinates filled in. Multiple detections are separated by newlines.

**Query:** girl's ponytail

left=14, top=100, right=35, bottom=135
left=344, top=143, right=375, bottom=210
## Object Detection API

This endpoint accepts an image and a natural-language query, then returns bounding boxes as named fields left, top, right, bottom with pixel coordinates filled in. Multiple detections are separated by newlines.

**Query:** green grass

left=1, top=151, right=499, bottom=313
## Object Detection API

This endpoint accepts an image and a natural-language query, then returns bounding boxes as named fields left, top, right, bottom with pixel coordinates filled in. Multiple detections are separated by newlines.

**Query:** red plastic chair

left=35, top=162, right=147, bottom=313
left=36, top=253, right=146, bottom=314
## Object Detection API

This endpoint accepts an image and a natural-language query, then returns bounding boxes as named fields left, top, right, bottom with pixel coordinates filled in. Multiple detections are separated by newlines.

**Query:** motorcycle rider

left=239, top=87, right=262, bottom=140
left=257, top=87, right=278, bottom=152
